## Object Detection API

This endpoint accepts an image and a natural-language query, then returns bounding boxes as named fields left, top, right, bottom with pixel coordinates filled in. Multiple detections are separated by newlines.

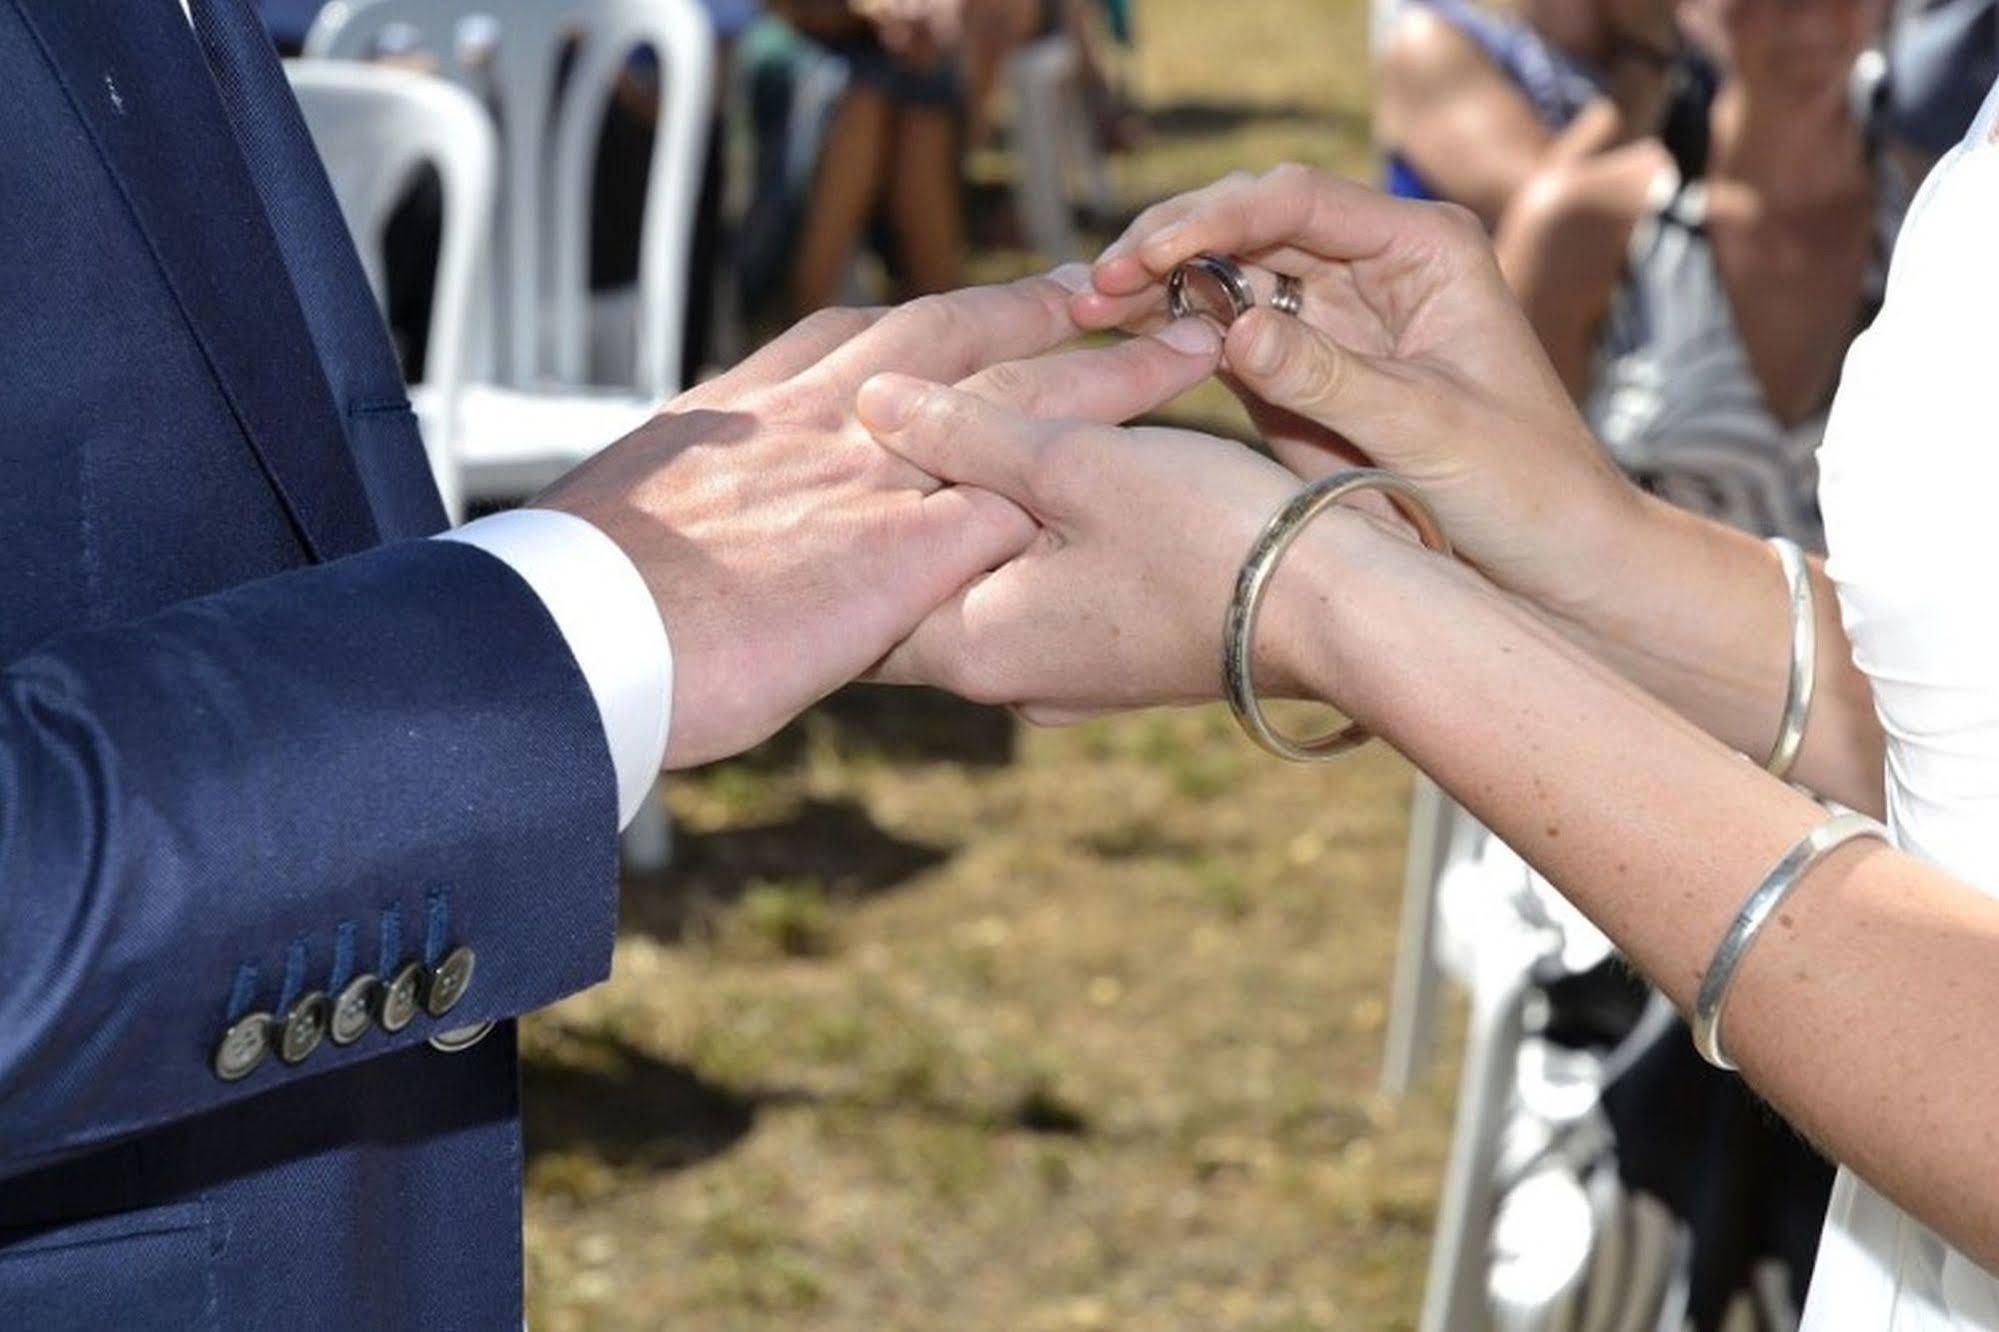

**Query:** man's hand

left=536, top=273, right=1224, bottom=768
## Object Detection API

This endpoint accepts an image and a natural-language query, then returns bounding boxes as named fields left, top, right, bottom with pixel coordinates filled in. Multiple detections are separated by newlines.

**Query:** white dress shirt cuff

left=439, top=509, right=672, bottom=831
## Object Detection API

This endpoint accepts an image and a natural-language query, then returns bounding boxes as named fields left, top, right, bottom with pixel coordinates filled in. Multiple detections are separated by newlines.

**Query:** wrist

left=1261, top=509, right=1460, bottom=719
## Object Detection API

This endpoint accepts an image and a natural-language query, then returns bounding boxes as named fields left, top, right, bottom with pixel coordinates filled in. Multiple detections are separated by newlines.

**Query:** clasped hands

left=541, top=166, right=1638, bottom=770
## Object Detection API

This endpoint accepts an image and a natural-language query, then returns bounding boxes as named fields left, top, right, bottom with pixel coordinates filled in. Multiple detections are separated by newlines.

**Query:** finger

left=814, top=265, right=1094, bottom=394
left=855, top=373, right=1069, bottom=506
left=1075, top=255, right=1323, bottom=338
left=912, top=485, right=1037, bottom=596
left=957, top=317, right=1221, bottom=424
left=1091, top=172, right=1251, bottom=285
left=1224, top=307, right=1406, bottom=441
left=1223, top=374, right=1372, bottom=478
left=1069, top=282, right=1168, bottom=333
left=1106, top=167, right=1429, bottom=289
left=684, top=305, right=887, bottom=405
left=870, top=570, right=1024, bottom=706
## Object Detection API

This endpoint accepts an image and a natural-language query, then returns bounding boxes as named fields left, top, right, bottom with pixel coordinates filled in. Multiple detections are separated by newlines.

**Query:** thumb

left=1224, top=309, right=1399, bottom=443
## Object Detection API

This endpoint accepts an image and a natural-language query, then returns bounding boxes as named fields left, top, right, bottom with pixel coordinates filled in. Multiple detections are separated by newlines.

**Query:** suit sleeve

left=0, top=539, right=620, bottom=1178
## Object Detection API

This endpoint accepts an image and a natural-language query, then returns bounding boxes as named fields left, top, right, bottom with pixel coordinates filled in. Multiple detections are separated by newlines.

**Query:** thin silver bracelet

left=1764, top=536, right=1816, bottom=780
left=1691, top=811, right=1889, bottom=1071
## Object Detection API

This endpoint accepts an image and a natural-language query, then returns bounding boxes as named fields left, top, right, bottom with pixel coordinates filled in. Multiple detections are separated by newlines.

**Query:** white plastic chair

left=1009, top=32, right=1114, bottom=261
left=306, top=0, right=717, bottom=502
left=286, top=59, right=497, bottom=523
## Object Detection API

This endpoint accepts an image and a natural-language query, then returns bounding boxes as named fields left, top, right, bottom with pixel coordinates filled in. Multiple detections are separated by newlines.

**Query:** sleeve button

left=329, top=974, right=379, bottom=1046
left=278, top=992, right=331, bottom=1065
left=213, top=1012, right=274, bottom=1082
left=424, top=945, right=477, bottom=1018
left=377, top=961, right=425, bottom=1033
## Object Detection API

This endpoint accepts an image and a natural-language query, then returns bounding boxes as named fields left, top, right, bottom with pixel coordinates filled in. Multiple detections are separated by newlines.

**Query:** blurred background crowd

left=264, top=0, right=1997, bottom=1326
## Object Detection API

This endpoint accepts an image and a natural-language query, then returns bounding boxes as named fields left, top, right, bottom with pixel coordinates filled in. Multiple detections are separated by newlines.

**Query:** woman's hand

left=852, top=365, right=1398, bottom=722
left=1074, top=164, right=1642, bottom=616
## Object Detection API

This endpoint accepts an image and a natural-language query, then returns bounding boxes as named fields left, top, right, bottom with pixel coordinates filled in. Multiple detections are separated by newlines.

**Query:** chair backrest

left=306, top=0, right=716, bottom=399
left=286, top=59, right=498, bottom=521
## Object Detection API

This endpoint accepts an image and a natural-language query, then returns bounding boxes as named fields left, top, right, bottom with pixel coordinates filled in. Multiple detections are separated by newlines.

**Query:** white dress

left=1806, top=79, right=1999, bottom=1330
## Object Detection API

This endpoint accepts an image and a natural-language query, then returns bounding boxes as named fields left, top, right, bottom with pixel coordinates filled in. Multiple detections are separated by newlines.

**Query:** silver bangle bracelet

left=1764, top=536, right=1816, bottom=780
left=1222, top=469, right=1451, bottom=762
left=1691, top=811, right=1889, bottom=1071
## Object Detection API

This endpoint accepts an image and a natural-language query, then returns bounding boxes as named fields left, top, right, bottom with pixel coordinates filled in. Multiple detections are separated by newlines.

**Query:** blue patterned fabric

left=0, top=0, right=619, bottom=1324
left=1385, top=0, right=1602, bottom=202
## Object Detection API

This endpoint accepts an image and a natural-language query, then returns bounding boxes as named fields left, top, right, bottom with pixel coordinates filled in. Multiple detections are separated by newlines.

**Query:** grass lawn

left=523, top=1, right=1463, bottom=1326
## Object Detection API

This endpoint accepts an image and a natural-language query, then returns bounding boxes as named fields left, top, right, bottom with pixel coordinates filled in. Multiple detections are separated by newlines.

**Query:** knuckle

left=1275, top=328, right=1347, bottom=404
left=1262, top=161, right=1316, bottom=194
left=798, top=305, right=876, bottom=346
left=1428, top=200, right=1485, bottom=246
left=1027, top=427, right=1091, bottom=502
left=973, top=360, right=1039, bottom=410
left=902, top=292, right=969, bottom=343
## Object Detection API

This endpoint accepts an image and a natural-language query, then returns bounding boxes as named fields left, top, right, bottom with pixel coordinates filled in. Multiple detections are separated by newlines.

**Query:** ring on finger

left=1271, top=274, right=1304, bottom=318
left=1167, top=253, right=1306, bottom=326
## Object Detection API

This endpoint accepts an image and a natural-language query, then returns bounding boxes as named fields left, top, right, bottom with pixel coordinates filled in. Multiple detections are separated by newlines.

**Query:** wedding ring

left=1168, top=253, right=1257, bottom=326
left=1271, top=274, right=1304, bottom=318
left=1223, top=470, right=1452, bottom=762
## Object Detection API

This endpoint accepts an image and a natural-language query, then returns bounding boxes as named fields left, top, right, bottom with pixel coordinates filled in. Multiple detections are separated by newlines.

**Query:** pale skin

left=1497, top=0, right=1883, bottom=408
left=861, top=167, right=1999, bottom=1267
left=1378, top=0, right=1678, bottom=227
left=535, top=266, right=1224, bottom=768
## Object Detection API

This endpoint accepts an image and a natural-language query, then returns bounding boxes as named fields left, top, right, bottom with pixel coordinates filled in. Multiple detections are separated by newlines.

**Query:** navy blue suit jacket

left=0, top=2, right=621, bottom=1325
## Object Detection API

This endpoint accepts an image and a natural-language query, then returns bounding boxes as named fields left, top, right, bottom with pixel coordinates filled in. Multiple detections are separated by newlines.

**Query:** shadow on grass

left=620, top=795, right=950, bottom=943
left=736, top=685, right=1019, bottom=771
left=523, top=1030, right=1093, bottom=1178
left=524, top=1036, right=757, bottom=1172
left=1145, top=98, right=1365, bottom=140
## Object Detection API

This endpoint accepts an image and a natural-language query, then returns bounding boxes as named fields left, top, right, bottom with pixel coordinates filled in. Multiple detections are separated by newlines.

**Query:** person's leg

left=961, top=0, right=1045, bottom=149
left=886, top=103, right=967, bottom=299
left=791, top=83, right=892, bottom=315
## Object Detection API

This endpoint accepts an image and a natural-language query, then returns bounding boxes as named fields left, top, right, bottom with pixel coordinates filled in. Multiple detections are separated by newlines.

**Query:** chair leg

left=1419, top=950, right=1536, bottom=1332
left=620, top=777, right=674, bottom=875
left=1382, top=773, right=1453, bottom=1095
left=1010, top=42, right=1082, bottom=261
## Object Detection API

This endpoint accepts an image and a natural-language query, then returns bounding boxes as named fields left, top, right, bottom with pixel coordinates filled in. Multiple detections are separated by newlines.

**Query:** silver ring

left=1271, top=274, right=1304, bottom=318
left=1168, top=253, right=1256, bottom=324
left=1223, top=469, right=1452, bottom=762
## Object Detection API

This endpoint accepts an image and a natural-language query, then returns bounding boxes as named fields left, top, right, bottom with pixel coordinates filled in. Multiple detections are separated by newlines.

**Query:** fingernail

left=1236, top=316, right=1286, bottom=377
left=1154, top=317, right=1222, bottom=357
left=1048, top=262, right=1092, bottom=293
left=857, top=373, right=925, bottom=430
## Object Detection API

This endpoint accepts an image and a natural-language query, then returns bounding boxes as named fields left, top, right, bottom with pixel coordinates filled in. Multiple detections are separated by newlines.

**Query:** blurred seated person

left=1498, top=0, right=1898, bottom=548
left=777, top=0, right=973, bottom=313
left=1379, top=0, right=1681, bottom=225
left=960, top=0, right=1137, bottom=154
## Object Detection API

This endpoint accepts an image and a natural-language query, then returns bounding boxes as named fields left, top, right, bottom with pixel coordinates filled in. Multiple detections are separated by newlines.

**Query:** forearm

left=0, top=543, right=619, bottom=1175
left=1536, top=488, right=1885, bottom=813
left=1300, top=524, right=1999, bottom=1265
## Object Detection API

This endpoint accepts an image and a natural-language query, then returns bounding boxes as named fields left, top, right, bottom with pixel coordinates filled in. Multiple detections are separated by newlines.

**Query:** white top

left=1808, top=80, right=1999, bottom=1331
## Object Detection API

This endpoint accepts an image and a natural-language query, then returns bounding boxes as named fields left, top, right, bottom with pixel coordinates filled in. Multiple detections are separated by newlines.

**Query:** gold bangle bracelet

left=1222, top=469, right=1452, bottom=762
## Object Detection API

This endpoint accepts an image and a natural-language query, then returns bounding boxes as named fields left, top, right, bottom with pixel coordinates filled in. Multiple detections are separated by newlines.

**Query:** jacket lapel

left=12, top=0, right=380, bottom=561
